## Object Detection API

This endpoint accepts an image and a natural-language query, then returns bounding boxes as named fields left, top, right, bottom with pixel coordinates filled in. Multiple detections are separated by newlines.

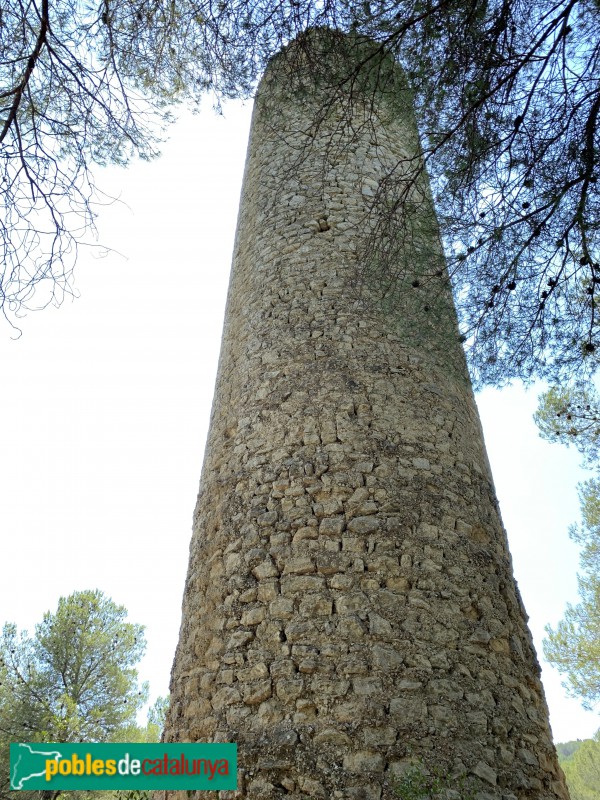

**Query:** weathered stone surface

left=343, top=750, right=385, bottom=773
left=389, top=696, right=428, bottom=723
left=319, top=516, right=345, bottom=536
left=242, top=680, right=272, bottom=705
left=472, top=761, right=498, bottom=786
left=347, top=516, right=380, bottom=535
left=314, top=728, right=352, bottom=747
left=163, top=30, right=567, bottom=800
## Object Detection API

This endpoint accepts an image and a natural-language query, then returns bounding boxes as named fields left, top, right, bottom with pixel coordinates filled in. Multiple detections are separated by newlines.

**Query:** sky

left=0, top=100, right=598, bottom=746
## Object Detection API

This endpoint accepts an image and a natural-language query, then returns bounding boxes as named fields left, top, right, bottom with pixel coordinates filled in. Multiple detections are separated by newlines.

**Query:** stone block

left=246, top=779, right=276, bottom=798
left=252, top=559, right=279, bottom=579
left=298, top=656, right=318, bottom=673
left=342, top=536, right=365, bottom=552
left=275, top=677, right=304, bottom=702
left=335, top=592, right=368, bottom=614
left=429, top=704, right=454, bottom=724
left=299, top=594, right=333, bottom=616
left=346, top=787, right=382, bottom=800
left=226, top=630, right=254, bottom=649
left=347, top=516, right=380, bottom=534
left=372, top=645, right=404, bottom=670
left=316, top=553, right=351, bottom=574
left=281, top=574, right=326, bottom=594
left=257, top=510, right=278, bottom=526
left=284, top=618, right=317, bottom=642
left=257, top=580, right=279, bottom=602
left=363, top=726, right=397, bottom=746
left=269, top=597, right=295, bottom=619
left=386, top=576, right=410, bottom=591
left=311, top=676, right=350, bottom=697
left=211, top=686, right=242, bottom=710
left=343, top=750, right=384, bottom=773
left=389, top=696, right=427, bottom=723
left=283, top=556, right=315, bottom=574
left=240, top=606, right=266, bottom=626
left=330, top=574, right=354, bottom=590
left=237, top=663, right=269, bottom=682
left=298, top=777, right=327, bottom=798
left=313, top=728, right=352, bottom=747
left=238, top=587, right=258, bottom=603
left=369, top=612, right=393, bottom=635
left=336, top=615, right=367, bottom=638
left=396, top=679, right=422, bottom=691
left=319, top=516, right=346, bottom=535
left=518, top=748, right=539, bottom=767
left=243, top=679, right=272, bottom=705
left=471, top=761, right=497, bottom=785
left=466, top=711, right=488, bottom=733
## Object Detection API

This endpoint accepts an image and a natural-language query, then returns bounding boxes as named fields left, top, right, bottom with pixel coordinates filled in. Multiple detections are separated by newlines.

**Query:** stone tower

left=164, top=31, right=568, bottom=800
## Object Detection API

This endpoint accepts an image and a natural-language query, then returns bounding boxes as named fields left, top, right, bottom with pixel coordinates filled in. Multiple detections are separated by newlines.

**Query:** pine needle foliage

left=0, top=590, right=147, bottom=800
left=1, top=1, right=599, bottom=386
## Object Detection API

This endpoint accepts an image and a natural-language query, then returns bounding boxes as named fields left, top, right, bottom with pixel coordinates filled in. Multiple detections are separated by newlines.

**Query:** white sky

left=0, top=100, right=598, bottom=745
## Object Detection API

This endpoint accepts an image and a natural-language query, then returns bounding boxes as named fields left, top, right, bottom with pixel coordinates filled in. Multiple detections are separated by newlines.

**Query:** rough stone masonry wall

left=163, top=35, right=568, bottom=800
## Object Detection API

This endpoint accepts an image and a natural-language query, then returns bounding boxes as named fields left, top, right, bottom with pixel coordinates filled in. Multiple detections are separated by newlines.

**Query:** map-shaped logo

left=10, top=743, right=62, bottom=790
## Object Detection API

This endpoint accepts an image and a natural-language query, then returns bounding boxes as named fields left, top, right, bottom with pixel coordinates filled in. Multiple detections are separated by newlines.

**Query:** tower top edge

left=258, top=26, right=410, bottom=100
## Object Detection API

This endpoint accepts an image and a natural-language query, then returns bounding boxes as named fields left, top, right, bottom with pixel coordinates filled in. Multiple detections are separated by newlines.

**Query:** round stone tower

left=164, top=30, right=568, bottom=800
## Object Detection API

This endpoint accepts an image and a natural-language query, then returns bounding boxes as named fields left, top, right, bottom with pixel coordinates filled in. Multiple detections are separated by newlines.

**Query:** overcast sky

left=0, top=100, right=597, bottom=745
